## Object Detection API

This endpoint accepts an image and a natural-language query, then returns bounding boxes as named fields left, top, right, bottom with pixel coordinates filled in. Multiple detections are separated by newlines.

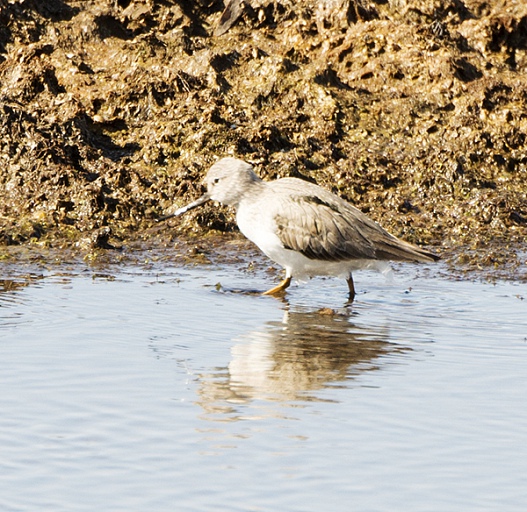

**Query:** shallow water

left=1, top=257, right=526, bottom=511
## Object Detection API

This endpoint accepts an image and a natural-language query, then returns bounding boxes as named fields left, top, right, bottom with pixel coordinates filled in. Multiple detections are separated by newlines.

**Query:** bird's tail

left=375, top=236, right=440, bottom=263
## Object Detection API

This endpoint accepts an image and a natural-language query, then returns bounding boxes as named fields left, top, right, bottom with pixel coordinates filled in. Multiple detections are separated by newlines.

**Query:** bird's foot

left=262, top=276, right=292, bottom=296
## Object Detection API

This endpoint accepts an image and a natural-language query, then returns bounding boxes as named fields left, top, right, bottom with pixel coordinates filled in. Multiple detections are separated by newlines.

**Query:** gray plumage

left=269, top=178, right=437, bottom=263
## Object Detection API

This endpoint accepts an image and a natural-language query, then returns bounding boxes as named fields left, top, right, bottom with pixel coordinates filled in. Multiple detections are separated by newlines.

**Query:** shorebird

left=161, top=157, right=439, bottom=300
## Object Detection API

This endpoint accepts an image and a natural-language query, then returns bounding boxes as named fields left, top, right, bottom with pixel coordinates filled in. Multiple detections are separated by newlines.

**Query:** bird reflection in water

left=197, top=307, right=411, bottom=421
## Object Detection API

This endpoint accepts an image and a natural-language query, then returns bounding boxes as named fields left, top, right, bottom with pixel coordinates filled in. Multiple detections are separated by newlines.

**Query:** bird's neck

left=234, top=178, right=266, bottom=209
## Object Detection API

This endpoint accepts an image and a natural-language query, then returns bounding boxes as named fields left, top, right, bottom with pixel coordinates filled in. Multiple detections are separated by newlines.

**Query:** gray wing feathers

left=272, top=183, right=437, bottom=263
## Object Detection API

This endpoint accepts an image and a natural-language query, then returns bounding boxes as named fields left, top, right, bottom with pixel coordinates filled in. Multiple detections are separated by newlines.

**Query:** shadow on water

left=196, top=306, right=410, bottom=421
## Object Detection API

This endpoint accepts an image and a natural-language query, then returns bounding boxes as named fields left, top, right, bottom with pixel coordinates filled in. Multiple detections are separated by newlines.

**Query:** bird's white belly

left=236, top=204, right=392, bottom=280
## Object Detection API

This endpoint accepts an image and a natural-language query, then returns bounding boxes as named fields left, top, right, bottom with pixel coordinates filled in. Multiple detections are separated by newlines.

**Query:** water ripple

left=0, top=263, right=526, bottom=511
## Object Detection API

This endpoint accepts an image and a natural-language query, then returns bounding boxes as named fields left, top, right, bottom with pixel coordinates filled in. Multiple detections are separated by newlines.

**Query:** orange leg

left=262, top=276, right=292, bottom=296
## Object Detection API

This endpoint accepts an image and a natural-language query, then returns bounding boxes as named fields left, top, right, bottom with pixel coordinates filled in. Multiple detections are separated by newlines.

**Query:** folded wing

left=271, top=181, right=438, bottom=263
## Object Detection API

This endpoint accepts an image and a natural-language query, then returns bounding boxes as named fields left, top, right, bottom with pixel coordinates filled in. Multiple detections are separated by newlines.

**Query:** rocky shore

left=0, top=0, right=526, bottom=274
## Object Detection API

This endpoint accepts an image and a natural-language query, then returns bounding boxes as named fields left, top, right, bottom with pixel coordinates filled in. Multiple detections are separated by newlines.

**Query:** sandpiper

left=161, top=157, right=439, bottom=300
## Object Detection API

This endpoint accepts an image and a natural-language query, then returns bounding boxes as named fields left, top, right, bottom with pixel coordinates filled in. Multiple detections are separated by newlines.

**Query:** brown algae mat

left=0, top=0, right=526, bottom=277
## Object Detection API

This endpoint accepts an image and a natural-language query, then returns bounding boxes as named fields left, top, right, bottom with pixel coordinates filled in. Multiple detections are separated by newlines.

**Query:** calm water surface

left=0, top=257, right=526, bottom=511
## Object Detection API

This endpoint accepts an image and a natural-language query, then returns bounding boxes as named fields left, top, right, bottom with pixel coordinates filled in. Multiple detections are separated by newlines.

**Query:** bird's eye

left=213, top=178, right=220, bottom=185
